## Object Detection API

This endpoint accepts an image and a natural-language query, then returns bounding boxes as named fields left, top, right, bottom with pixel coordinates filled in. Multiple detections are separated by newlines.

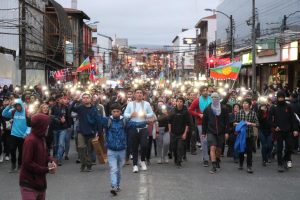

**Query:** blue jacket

left=71, top=102, right=102, bottom=136
left=234, top=120, right=247, bottom=153
left=2, top=99, right=28, bottom=138
left=101, top=116, right=127, bottom=151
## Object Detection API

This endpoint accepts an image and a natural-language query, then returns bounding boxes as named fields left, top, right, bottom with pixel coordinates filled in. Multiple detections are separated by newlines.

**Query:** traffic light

left=208, top=57, right=215, bottom=68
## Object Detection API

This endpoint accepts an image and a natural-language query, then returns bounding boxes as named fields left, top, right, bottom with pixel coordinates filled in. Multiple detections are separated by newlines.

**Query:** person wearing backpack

left=2, top=98, right=29, bottom=173
left=99, top=103, right=127, bottom=196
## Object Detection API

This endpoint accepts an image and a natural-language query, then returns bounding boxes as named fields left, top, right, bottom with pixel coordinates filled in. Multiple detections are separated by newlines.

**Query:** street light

left=205, top=8, right=234, bottom=61
left=282, top=11, right=300, bottom=32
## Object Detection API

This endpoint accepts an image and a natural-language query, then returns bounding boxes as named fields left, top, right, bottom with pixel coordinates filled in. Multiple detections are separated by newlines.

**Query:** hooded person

left=202, top=92, right=229, bottom=173
left=19, top=113, right=57, bottom=200
left=2, top=98, right=30, bottom=172
left=269, top=90, right=299, bottom=172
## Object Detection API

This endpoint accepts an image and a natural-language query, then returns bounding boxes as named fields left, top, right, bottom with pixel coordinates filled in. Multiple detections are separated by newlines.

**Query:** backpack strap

left=107, top=117, right=126, bottom=130
left=107, top=117, right=112, bottom=129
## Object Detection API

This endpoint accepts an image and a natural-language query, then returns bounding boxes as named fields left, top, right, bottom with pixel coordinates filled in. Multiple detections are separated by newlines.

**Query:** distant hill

left=131, top=44, right=166, bottom=50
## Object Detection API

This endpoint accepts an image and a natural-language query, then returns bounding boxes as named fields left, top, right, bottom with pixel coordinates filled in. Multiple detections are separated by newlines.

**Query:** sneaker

left=133, top=165, right=139, bottom=173
left=140, top=161, right=147, bottom=171
left=278, top=165, right=284, bottom=173
left=196, top=142, right=201, bottom=148
left=247, top=167, right=253, bottom=174
left=203, top=160, right=209, bottom=167
left=125, top=160, right=131, bottom=165
left=76, top=159, right=81, bottom=164
left=130, top=154, right=133, bottom=160
left=287, top=161, right=292, bottom=168
left=157, top=158, right=163, bottom=164
left=176, top=162, right=182, bottom=168
left=80, top=165, right=86, bottom=172
left=0, top=154, right=4, bottom=163
left=9, top=166, right=17, bottom=173
left=57, top=160, right=62, bottom=166
left=209, top=166, right=217, bottom=174
left=116, top=187, right=121, bottom=192
left=86, top=167, right=93, bottom=172
left=164, top=158, right=169, bottom=164
left=5, top=156, right=9, bottom=161
left=110, top=188, right=117, bottom=196
left=64, top=156, right=69, bottom=160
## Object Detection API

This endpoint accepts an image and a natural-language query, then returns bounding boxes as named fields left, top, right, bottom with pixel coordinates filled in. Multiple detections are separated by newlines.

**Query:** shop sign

left=241, top=52, right=252, bottom=65
left=49, top=68, right=72, bottom=79
left=256, top=38, right=276, bottom=57
left=281, top=41, right=298, bottom=61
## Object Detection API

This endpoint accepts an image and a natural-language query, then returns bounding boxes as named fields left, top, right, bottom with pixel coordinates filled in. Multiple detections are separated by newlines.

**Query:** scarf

left=199, top=95, right=212, bottom=112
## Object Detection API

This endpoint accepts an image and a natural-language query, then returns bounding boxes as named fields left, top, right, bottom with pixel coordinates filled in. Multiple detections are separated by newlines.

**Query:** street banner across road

left=210, top=62, right=242, bottom=80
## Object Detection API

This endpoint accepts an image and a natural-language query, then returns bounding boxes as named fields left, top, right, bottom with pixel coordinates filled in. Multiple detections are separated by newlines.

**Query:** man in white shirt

left=124, top=89, right=154, bottom=173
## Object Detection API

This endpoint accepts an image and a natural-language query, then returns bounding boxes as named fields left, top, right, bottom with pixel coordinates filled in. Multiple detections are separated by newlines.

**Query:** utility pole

left=230, top=15, right=234, bottom=61
left=21, top=0, right=26, bottom=86
left=251, top=0, right=256, bottom=91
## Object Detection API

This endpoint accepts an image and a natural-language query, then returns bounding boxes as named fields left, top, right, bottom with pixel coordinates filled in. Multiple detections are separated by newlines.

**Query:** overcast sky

left=56, top=0, right=221, bottom=45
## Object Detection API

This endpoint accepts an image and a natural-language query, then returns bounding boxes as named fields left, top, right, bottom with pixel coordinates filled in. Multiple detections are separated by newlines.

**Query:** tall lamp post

left=205, top=8, right=234, bottom=62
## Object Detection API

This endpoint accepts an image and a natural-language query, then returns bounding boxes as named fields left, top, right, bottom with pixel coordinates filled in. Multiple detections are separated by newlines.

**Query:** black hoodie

left=168, top=106, right=190, bottom=136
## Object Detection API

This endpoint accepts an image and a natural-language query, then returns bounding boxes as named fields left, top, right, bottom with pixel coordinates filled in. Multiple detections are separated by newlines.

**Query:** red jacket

left=188, top=97, right=203, bottom=125
left=19, top=114, right=52, bottom=191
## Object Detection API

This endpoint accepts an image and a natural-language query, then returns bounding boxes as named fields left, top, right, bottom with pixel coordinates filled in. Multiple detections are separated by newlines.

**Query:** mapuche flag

left=210, top=62, right=242, bottom=80
left=76, top=57, right=92, bottom=72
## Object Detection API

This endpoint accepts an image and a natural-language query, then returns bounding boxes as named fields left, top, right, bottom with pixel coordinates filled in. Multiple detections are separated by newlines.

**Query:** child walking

left=100, top=103, right=127, bottom=196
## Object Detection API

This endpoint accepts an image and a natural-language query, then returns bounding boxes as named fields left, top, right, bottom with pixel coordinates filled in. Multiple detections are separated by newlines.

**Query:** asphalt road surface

left=1, top=143, right=300, bottom=200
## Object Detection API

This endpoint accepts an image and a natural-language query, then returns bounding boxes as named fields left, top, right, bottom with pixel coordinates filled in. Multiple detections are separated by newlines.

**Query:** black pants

left=171, top=134, right=184, bottom=164
left=0, top=129, right=10, bottom=156
left=146, top=136, right=157, bottom=160
left=277, top=131, right=293, bottom=166
left=129, top=127, right=148, bottom=166
left=239, top=137, right=254, bottom=167
left=10, top=135, right=24, bottom=168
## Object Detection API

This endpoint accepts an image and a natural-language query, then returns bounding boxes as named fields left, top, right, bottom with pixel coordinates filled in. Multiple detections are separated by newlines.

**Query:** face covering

left=211, top=98, right=221, bottom=116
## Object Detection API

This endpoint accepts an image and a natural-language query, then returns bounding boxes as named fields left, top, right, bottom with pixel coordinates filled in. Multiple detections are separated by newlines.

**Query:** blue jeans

left=108, top=149, right=126, bottom=188
left=259, top=131, right=272, bottom=162
left=54, top=129, right=68, bottom=161
left=65, top=128, right=71, bottom=157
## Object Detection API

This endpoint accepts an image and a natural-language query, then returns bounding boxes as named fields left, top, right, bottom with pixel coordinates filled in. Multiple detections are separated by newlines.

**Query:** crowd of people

left=0, top=78, right=300, bottom=198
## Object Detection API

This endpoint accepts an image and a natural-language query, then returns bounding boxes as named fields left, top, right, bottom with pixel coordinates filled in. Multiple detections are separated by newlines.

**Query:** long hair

left=38, top=103, right=50, bottom=115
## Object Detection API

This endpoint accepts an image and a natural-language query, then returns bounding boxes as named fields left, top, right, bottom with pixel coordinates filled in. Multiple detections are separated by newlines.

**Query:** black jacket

left=168, top=106, right=190, bottom=136
left=202, top=104, right=229, bottom=135
left=269, top=102, right=298, bottom=132
left=51, top=104, right=71, bottom=130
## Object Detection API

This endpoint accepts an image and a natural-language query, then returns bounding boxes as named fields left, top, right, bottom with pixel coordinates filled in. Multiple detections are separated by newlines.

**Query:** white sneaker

left=157, top=158, right=163, bottom=164
left=0, top=155, right=3, bottom=163
left=133, top=165, right=139, bottom=173
left=287, top=161, right=292, bottom=168
left=164, top=158, right=169, bottom=164
left=140, top=161, right=147, bottom=171
left=5, top=156, right=9, bottom=161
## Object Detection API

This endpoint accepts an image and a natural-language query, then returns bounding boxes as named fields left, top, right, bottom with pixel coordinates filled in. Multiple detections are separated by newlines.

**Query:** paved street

left=1, top=143, right=300, bottom=200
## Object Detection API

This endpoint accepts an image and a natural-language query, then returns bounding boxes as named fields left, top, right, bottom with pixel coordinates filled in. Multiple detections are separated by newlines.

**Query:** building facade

left=172, top=28, right=197, bottom=80
left=216, top=0, right=300, bottom=90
